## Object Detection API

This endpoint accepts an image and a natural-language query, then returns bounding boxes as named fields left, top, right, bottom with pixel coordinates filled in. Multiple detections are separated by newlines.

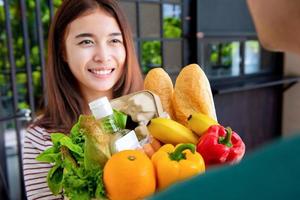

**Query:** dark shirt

left=150, top=134, right=300, bottom=200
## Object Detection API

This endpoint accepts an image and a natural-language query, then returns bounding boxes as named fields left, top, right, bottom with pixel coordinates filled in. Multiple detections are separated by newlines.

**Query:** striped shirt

left=23, top=126, right=63, bottom=200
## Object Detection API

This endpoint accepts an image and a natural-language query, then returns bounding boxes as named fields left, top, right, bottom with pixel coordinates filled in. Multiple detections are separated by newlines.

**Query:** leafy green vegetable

left=51, top=133, right=67, bottom=145
left=113, top=109, right=127, bottom=129
left=47, top=165, right=64, bottom=195
left=36, top=115, right=110, bottom=199
left=36, top=146, right=58, bottom=163
left=70, top=119, right=85, bottom=148
left=59, top=136, right=83, bottom=156
left=63, top=167, right=106, bottom=200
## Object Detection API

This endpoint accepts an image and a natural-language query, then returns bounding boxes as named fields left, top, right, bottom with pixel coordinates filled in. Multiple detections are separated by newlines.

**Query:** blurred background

left=0, top=0, right=299, bottom=199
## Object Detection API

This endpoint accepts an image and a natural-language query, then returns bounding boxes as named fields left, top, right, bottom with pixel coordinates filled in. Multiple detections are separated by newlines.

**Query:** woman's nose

left=93, top=44, right=110, bottom=63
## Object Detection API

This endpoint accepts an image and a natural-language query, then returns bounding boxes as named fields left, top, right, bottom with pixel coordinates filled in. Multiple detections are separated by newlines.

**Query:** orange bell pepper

left=151, top=143, right=205, bottom=190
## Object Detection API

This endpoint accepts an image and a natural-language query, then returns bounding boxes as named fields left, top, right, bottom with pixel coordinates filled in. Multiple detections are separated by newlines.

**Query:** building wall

left=282, top=53, right=300, bottom=136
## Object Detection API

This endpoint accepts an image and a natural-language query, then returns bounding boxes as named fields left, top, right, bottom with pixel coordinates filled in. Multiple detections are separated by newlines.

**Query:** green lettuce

left=36, top=117, right=102, bottom=199
left=36, top=111, right=128, bottom=199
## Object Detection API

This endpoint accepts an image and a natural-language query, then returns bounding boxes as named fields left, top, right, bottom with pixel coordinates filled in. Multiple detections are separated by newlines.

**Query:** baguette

left=173, top=64, right=217, bottom=124
left=144, top=68, right=175, bottom=119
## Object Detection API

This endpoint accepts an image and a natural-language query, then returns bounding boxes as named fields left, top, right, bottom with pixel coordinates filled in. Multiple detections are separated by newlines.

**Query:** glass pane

left=163, top=41, right=182, bottom=73
left=141, top=40, right=162, bottom=73
left=140, top=3, right=161, bottom=38
left=119, top=2, right=137, bottom=37
left=204, top=42, right=240, bottom=78
left=163, top=4, right=182, bottom=38
left=244, top=41, right=261, bottom=74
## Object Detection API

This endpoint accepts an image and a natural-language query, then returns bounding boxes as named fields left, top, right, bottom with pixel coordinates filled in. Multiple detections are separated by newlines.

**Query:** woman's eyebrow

left=109, top=32, right=122, bottom=37
left=75, top=32, right=122, bottom=38
left=75, top=33, right=94, bottom=38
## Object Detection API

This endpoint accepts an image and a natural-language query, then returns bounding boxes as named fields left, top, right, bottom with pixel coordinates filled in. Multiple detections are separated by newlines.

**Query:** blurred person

left=150, top=0, right=300, bottom=199
left=247, top=0, right=300, bottom=55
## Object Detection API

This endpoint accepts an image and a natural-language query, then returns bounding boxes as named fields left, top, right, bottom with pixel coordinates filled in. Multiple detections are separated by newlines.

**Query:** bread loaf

left=173, top=64, right=217, bottom=124
left=144, top=68, right=175, bottom=119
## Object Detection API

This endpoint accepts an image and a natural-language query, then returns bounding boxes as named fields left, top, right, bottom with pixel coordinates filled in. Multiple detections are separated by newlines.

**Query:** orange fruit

left=103, top=150, right=156, bottom=200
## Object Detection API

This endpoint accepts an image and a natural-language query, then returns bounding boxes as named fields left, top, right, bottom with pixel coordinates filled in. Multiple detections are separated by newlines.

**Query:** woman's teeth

left=90, top=69, right=113, bottom=75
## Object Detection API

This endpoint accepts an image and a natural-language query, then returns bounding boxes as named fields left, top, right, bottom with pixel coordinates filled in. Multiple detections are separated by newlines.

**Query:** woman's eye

left=78, top=40, right=94, bottom=46
left=111, top=39, right=122, bottom=44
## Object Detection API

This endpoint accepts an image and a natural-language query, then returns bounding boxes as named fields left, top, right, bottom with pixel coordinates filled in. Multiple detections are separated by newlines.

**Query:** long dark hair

left=33, top=0, right=143, bottom=132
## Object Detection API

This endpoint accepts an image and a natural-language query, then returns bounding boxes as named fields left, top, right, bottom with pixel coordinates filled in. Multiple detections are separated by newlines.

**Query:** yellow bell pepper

left=151, top=143, right=205, bottom=190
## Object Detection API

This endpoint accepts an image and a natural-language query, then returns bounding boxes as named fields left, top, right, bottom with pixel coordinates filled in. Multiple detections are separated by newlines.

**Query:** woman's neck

left=81, top=88, right=113, bottom=102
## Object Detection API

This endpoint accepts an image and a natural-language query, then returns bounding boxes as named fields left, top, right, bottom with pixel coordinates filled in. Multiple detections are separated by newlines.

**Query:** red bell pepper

left=196, top=125, right=245, bottom=166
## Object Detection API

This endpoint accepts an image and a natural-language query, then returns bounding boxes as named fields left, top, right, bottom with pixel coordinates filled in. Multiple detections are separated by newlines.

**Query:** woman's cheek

left=68, top=48, right=92, bottom=71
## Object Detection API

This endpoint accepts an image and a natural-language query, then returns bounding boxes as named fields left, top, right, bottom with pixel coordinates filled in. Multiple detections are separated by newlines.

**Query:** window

left=119, top=0, right=184, bottom=74
left=199, top=40, right=267, bottom=79
left=196, top=0, right=282, bottom=80
left=198, top=40, right=282, bottom=81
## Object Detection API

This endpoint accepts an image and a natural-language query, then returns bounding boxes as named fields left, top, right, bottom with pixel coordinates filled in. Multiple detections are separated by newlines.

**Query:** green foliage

left=163, top=17, right=182, bottom=38
left=141, top=41, right=162, bottom=73
left=0, top=0, right=62, bottom=116
left=210, top=43, right=233, bottom=68
left=18, top=102, right=29, bottom=109
left=0, top=74, right=5, bottom=86
left=53, top=0, right=63, bottom=8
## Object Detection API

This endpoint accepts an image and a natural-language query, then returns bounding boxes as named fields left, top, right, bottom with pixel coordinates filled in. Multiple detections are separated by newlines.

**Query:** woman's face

left=64, top=8, right=126, bottom=101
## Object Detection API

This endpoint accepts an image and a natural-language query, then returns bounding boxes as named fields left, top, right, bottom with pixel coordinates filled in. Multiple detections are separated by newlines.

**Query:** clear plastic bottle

left=88, top=96, right=141, bottom=154
left=88, top=96, right=121, bottom=134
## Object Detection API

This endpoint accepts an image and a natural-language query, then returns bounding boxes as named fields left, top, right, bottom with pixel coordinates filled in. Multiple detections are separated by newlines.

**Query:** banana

left=147, top=117, right=198, bottom=145
left=187, top=112, right=219, bottom=136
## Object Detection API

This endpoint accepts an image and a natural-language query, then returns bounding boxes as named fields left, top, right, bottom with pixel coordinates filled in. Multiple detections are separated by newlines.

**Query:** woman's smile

left=88, top=67, right=116, bottom=77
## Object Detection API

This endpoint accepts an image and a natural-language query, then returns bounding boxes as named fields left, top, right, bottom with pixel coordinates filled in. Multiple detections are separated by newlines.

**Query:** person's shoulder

left=27, top=114, right=50, bottom=137
left=27, top=124, right=50, bottom=138
left=25, top=123, right=53, bottom=151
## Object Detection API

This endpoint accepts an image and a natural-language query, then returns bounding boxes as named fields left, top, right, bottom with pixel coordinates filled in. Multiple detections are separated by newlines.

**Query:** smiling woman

left=22, top=0, right=143, bottom=199
left=64, top=8, right=127, bottom=101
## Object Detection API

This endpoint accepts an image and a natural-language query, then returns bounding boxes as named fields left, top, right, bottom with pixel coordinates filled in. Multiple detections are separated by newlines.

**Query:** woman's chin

left=92, top=85, right=114, bottom=94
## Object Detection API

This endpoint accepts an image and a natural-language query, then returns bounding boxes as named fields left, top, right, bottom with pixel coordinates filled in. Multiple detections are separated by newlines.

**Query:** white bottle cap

left=88, top=96, right=113, bottom=119
left=114, top=130, right=141, bottom=152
